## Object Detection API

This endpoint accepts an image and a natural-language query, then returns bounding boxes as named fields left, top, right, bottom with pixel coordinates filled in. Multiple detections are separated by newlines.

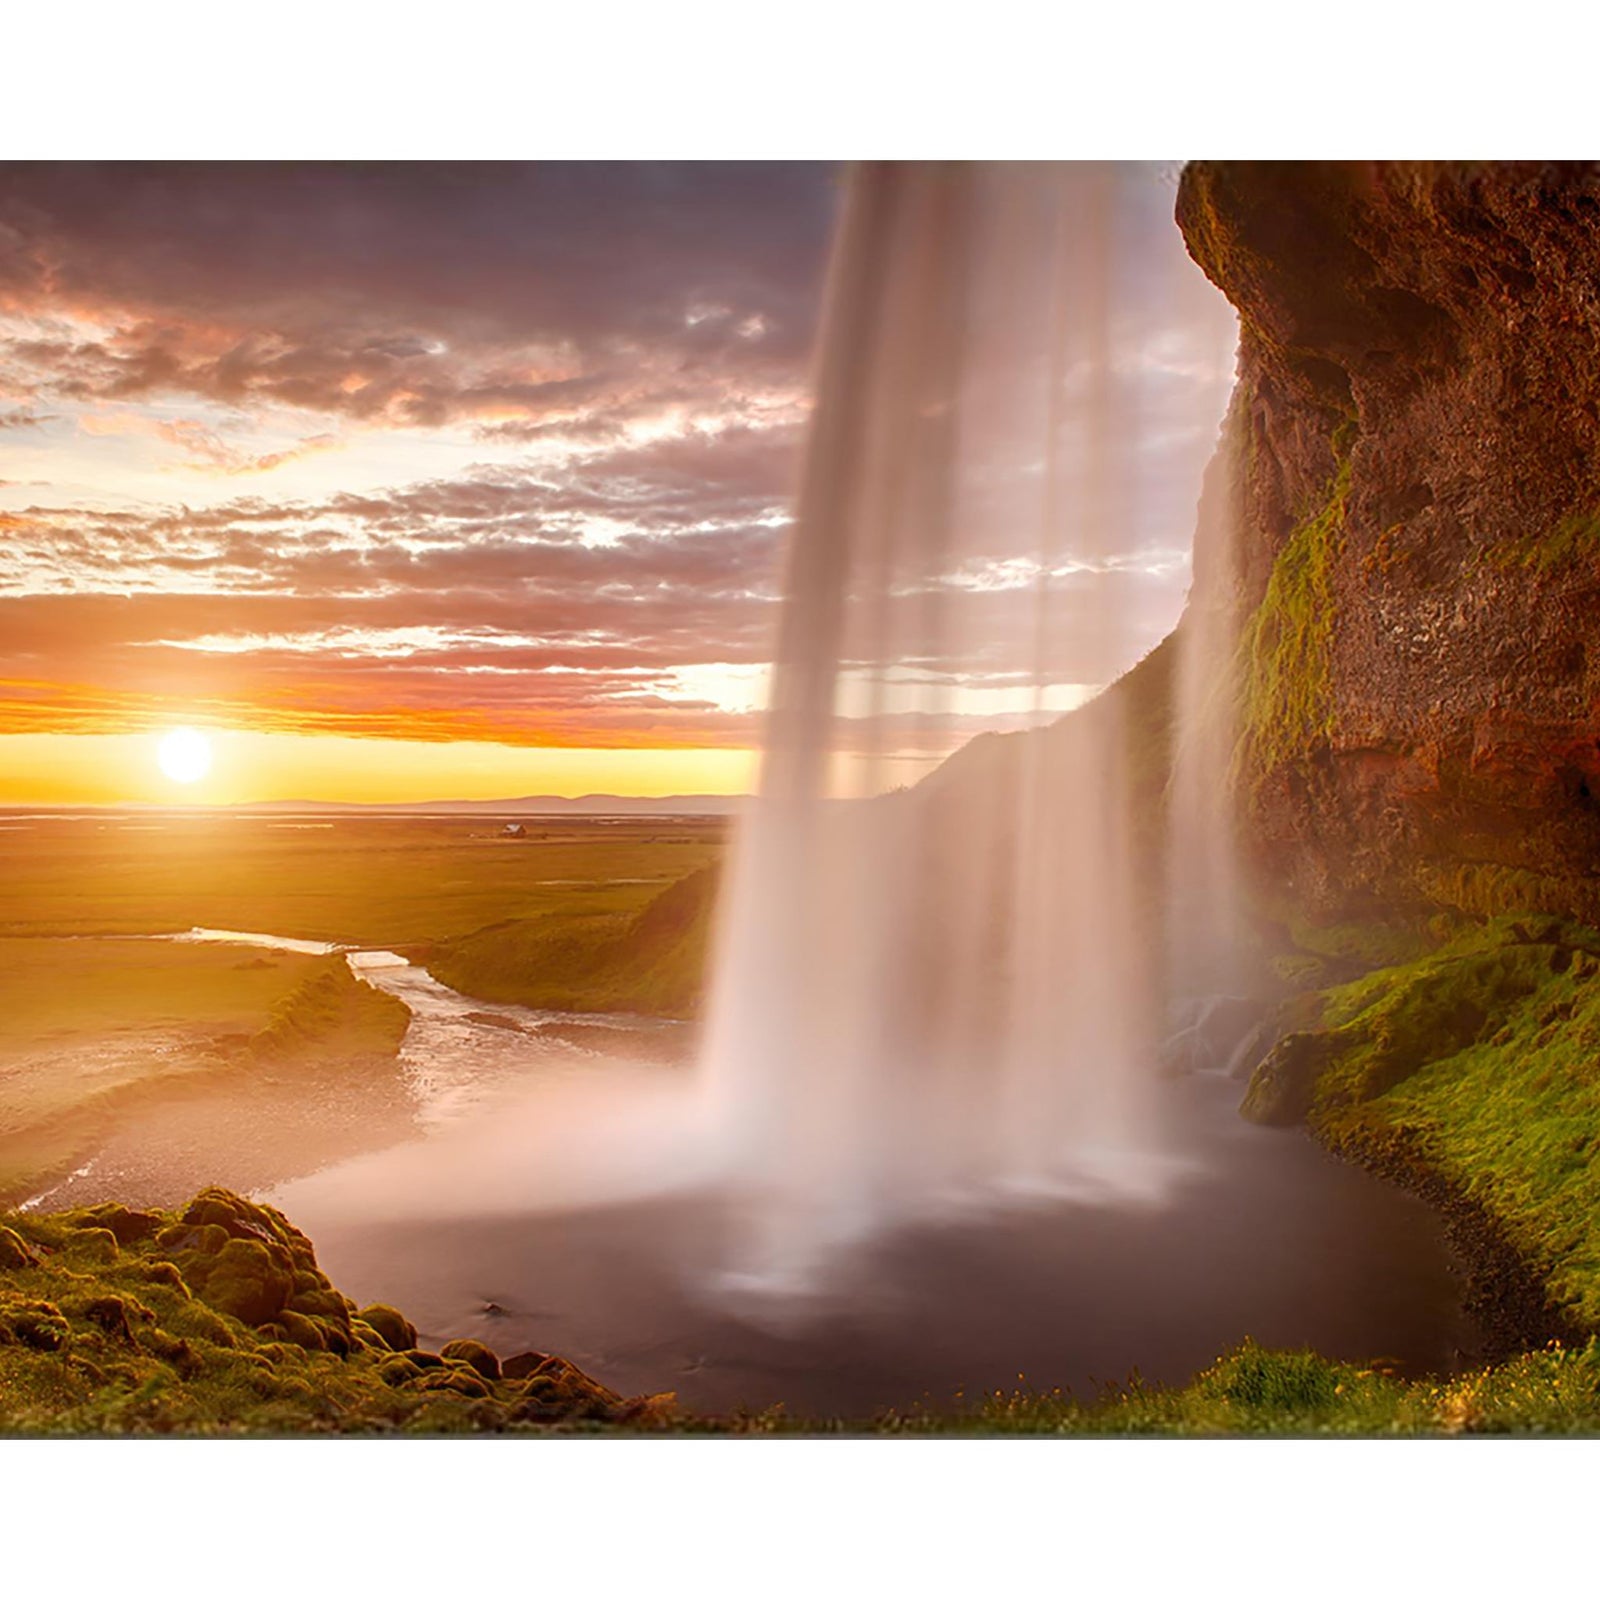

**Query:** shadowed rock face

left=1178, top=161, right=1600, bottom=924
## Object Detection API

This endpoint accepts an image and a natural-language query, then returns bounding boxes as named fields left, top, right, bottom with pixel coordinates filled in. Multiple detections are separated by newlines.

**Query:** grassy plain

left=0, top=812, right=724, bottom=946
left=0, top=811, right=725, bottom=1199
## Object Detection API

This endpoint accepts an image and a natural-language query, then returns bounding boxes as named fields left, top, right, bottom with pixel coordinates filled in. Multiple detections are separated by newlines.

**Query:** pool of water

left=269, top=1067, right=1480, bottom=1420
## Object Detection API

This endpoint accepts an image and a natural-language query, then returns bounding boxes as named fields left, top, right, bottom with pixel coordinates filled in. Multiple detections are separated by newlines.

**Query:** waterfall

left=697, top=163, right=1239, bottom=1292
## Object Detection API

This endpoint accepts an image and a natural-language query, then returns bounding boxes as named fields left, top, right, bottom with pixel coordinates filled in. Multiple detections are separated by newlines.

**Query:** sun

left=157, top=727, right=213, bottom=785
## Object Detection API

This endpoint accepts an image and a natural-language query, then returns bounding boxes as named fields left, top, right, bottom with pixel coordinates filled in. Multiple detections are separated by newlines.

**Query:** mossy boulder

left=1240, top=1031, right=1340, bottom=1126
left=0, top=1227, right=39, bottom=1271
left=439, top=1338, right=500, bottom=1381
left=274, top=1309, right=330, bottom=1352
left=189, top=1238, right=294, bottom=1327
left=80, top=1294, right=144, bottom=1342
left=0, top=1187, right=653, bottom=1435
left=358, top=1304, right=418, bottom=1353
left=71, top=1204, right=163, bottom=1246
left=69, top=1228, right=120, bottom=1265
left=501, top=1349, right=553, bottom=1381
left=3, top=1298, right=70, bottom=1351
left=417, top=1366, right=493, bottom=1400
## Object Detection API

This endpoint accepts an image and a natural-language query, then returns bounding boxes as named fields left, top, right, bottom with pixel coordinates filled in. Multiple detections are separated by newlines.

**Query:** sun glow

left=157, top=727, right=214, bottom=784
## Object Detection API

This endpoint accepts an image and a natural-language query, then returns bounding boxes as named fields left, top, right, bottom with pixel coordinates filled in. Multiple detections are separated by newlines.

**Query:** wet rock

left=0, top=1227, right=39, bottom=1271
left=501, top=1349, right=555, bottom=1381
left=1240, top=1031, right=1342, bottom=1126
left=439, top=1338, right=501, bottom=1381
left=1177, top=163, right=1600, bottom=929
left=358, top=1303, right=418, bottom=1353
left=1161, top=995, right=1268, bottom=1076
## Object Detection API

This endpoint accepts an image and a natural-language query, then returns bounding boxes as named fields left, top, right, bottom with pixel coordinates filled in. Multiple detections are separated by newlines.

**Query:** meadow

left=0, top=810, right=726, bottom=1202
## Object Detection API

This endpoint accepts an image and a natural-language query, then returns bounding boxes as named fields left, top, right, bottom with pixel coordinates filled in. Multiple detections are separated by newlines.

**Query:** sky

left=0, top=162, right=1236, bottom=805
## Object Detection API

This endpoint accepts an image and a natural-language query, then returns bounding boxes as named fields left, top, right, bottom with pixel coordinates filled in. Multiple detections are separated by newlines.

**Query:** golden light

left=157, top=727, right=213, bottom=785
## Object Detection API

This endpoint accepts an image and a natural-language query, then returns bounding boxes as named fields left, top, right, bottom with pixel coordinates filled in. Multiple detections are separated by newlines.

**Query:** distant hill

left=225, top=794, right=747, bottom=817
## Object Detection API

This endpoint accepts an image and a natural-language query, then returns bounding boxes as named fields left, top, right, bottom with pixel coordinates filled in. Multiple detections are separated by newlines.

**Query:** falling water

left=698, top=163, right=1239, bottom=1290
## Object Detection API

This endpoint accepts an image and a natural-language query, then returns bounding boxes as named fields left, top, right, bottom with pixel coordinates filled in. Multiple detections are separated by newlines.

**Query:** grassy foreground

left=7, top=1187, right=1600, bottom=1436
left=0, top=1188, right=664, bottom=1435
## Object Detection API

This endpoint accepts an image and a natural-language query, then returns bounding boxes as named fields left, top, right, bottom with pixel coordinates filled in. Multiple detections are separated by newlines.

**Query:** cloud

left=0, top=163, right=1237, bottom=769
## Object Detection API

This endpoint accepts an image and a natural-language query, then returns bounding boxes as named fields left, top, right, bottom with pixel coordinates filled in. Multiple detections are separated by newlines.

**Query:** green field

left=0, top=813, right=724, bottom=946
left=0, top=812, right=725, bottom=1199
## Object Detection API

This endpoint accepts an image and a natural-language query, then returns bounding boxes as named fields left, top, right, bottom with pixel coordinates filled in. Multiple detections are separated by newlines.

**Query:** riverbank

left=0, top=944, right=409, bottom=1204
left=1242, top=914, right=1600, bottom=1353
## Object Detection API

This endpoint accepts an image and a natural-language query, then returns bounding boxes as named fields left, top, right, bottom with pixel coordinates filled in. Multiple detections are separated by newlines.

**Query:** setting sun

left=157, top=727, right=213, bottom=784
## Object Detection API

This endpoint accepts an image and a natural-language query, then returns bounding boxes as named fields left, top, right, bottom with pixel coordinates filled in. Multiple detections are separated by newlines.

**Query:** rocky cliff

left=1177, top=161, right=1600, bottom=927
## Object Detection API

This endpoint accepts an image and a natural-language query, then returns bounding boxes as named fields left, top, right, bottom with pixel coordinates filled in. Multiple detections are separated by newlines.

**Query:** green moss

left=1486, top=505, right=1600, bottom=577
left=1239, top=916, right=1600, bottom=1328
left=1286, top=914, right=1434, bottom=971
left=1413, top=860, right=1580, bottom=921
left=0, top=1187, right=639, bottom=1436
left=1237, top=450, right=1352, bottom=772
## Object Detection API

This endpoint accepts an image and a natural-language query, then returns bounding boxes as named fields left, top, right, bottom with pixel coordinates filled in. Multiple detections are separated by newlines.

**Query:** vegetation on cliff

left=1237, top=446, right=1351, bottom=773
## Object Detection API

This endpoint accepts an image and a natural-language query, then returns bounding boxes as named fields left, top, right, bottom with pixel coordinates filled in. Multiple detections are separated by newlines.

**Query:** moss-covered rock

left=3, top=1298, right=70, bottom=1351
left=0, top=1226, right=39, bottom=1270
left=0, top=1187, right=655, bottom=1435
left=189, top=1238, right=294, bottom=1327
left=501, top=1349, right=553, bottom=1381
left=70, top=1204, right=163, bottom=1246
left=358, top=1304, right=418, bottom=1353
left=1240, top=1031, right=1340, bottom=1126
left=439, top=1338, right=500, bottom=1381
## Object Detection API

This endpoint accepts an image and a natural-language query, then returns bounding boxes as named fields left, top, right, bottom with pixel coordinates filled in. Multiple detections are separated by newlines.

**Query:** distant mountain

left=224, top=794, right=748, bottom=817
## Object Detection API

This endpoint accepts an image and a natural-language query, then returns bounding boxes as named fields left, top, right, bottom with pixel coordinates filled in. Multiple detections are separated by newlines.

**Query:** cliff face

left=1178, top=161, right=1600, bottom=925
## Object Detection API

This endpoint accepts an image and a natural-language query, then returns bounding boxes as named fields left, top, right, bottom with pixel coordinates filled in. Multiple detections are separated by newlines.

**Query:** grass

left=861, top=1338, right=1600, bottom=1436
left=0, top=813, right=725, bottom=946
left=428, top=863, right=720, bottom=1019
left=1243, top=915, right=1600, bottom=1327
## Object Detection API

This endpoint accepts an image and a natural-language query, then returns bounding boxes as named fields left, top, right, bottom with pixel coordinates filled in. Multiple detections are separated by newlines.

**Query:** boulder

left=358, top=1303, right=418, bottom=1353
left=439, top=1338, right=501, bottom=1381
left=72, top=1204, right=162, bottom=1246
left=501, top=1349, right=554, bottom=1381
left=1239, top=1031, right=1341, bottom=1126
left=0, top=1227, right=38, bottom=1271
left=192, top=1237, right=294, bottom=1326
